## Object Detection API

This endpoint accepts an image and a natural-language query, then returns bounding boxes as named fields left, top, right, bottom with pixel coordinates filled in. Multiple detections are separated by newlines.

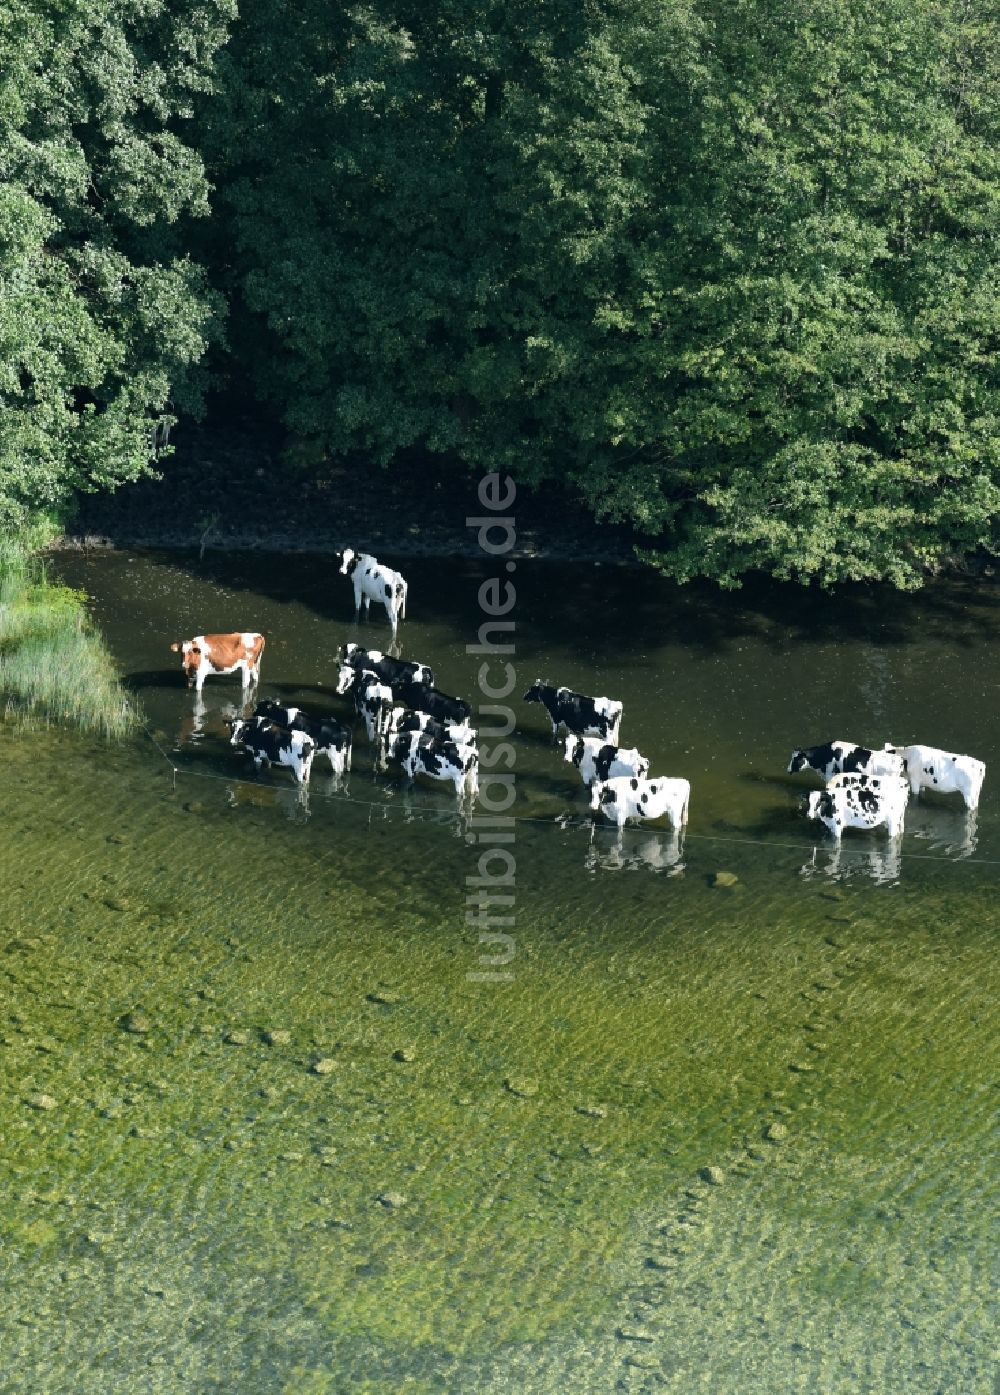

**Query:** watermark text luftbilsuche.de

left=466, top=473, right=517, bottom=983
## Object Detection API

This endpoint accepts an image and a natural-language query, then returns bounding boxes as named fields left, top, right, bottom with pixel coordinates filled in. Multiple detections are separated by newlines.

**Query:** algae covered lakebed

left=0, top=550, right=997, bottom=1393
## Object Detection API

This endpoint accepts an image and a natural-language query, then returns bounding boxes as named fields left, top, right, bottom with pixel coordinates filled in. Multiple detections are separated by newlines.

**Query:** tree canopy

left=0, top=0, right=232, bottom=528
left=4, top=0, right=999, bottom=585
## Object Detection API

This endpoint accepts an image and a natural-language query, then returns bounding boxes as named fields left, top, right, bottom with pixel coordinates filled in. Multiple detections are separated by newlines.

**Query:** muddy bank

left=62, top=420, right=646, bottom=564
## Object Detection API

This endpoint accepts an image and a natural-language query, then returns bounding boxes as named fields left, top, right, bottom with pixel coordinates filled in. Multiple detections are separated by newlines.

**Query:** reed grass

left=0, top=537, right=140, bottom=739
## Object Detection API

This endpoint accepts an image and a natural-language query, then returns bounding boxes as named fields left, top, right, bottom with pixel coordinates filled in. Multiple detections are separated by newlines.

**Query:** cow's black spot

left=841, top=745, right=872, bottom=774
left=630, top=778, right=639, bottom=791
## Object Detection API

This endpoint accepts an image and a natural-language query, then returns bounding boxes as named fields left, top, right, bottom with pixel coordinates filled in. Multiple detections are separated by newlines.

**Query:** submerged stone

left=376, top=1191, right=407, bottom=1209
left=311, top=1058, right=336, bottom=1075
left=367, top=989, right=402, bottom=1006
left=699, top=1165, right=725, bottom=1186
left=392, top=1048, right=416, bottom=1063
left=263, top=1029, right=291, bottom=1046
left=764, top=1122, right=788, bottom=1142
left=26, top=1092, right=57, bottom=1111
left=224, top=1030, right=250, bottom=1046
left=504, top=1077, right=538, bottom=1098
left=118, top=1011, right=150, bottom=1035
left=711, top=871, right=739, bottom=888
left=575, top=1104, right=607, bottom=1119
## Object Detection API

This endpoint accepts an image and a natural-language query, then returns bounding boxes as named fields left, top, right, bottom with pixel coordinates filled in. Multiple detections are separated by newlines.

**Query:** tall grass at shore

left=0, top=536, right=140, bottom=739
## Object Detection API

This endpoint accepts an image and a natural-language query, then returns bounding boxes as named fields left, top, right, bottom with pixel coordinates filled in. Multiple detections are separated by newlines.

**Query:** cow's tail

left=397, top=577, right=407, bottom=621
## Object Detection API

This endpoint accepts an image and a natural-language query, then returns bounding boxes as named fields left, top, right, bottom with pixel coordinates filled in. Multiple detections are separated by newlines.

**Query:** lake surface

left=1, top=548, right=996, bottom=1393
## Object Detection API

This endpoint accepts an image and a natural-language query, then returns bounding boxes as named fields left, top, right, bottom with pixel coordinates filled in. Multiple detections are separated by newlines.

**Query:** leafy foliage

left=5, top=0, right=1000, bottom=586
left=203, top=0, right=1000, bottom=585
left=0, top=0, right=233, bottom=528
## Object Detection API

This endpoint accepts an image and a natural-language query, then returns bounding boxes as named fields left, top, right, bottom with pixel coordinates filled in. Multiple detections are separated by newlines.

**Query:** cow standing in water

left=897, top=744, right=985, bottom=811
left=227, top=716, right=315, bottom=784
left=171, top=633, right=264, bottom=692
left=787, top=740, right=904, bottom=782
left=523, top=680, right=623, bottom=745
left=806, top=773, right=909, bottom=840
left=340, top=550, right=408, bottom=638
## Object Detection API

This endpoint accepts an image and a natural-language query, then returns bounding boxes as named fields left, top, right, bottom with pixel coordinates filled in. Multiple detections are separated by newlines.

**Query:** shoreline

left=56, top=420, right=648, bottom=566
left=51, top=526, right=643, bottom=565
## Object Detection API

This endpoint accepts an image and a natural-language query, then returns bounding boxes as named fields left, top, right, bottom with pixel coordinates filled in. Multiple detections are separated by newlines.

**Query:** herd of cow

left=168, top=550, right=986, bottom=841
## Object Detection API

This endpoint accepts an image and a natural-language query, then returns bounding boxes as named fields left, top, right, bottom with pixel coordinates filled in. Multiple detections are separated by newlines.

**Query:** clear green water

left=1, top=550, right=996, bottom=1393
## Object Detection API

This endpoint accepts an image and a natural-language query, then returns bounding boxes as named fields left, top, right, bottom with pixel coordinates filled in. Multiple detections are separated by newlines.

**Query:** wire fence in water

left=141, top=726, right=1000, bottom=872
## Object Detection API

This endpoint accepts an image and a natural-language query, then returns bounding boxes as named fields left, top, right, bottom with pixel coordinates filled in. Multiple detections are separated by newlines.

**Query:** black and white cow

left=388, top=731, right=478, bottom=800
left=228, top=716, right=315, bottom=784
left=342, top=643, right=434, bottom=689
left=563, top=734, right=649, bottom=809
left=253, top=699, right=352, bottom=776
left=340, top=550, right=407, bottom=637
left=898, top=744, right=985, bottom=811
left=523, top=680, right=622, bottom=744
left=396, top=681, right=472, bottom=726
left=354, top=674, right=394, bottom=748
left=597, top=775, right=690, bottom=830
left=787, top=740, right=905, bottom=782
left=806, top=772, right=908, bottom=840
left=387, top=707, right=477, bottom=749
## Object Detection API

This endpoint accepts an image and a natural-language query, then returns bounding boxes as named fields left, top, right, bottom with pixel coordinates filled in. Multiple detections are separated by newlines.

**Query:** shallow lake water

left=0, top=549, right=996, bottom=1393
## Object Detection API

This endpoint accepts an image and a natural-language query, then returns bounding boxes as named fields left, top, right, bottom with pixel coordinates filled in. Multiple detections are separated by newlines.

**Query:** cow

left=355, top=674, right=394, bottom=749
left=387, top=707, right=477, bottom=749
left=227, top=716, right=315, bottom=784
left=597, top=775, right=690, bottom=830
left=563, top=734, right=649, bottom=809
left=340, top=549, right=407, bottom=637
left=523, top=680, right=622, bottom=744
left=388, top=730, right=478, bottom=801
left=897, top=744, right=985, bottom=811
left=787, top=740, right=905, bottom=782
left=806, top=772, right=908, bottom=840
left=170, top=632, right=264, bottom=692
left=395, top=681, right=471, bottom=726
left=342, top=643, right=433, bottom=689
left=253, top=699, right=352, bottom=777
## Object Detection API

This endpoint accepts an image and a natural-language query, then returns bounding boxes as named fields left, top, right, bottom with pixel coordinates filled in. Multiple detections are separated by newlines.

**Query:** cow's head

left=171, top=639, right=201, bottom=686
left=226, top=717, right=246, bottom=747
left=339, top=548, right=357, bottom=576
left=564, top=734, right=584, bottom=767
left=253, top=698, right=282, bottom=722
left=335, top=663, right=356, bottom=695
left=523, top=679, right=544, bottom=704
left=787, top=749, right=809, bottom=774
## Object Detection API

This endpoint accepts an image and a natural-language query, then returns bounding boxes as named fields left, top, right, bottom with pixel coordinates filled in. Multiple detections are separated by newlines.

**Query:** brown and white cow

left=170, top=632, right=265, bottom=691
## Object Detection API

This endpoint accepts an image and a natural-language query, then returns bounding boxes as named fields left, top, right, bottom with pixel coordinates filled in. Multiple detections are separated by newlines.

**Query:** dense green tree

left=0, top=0, right=233, bottom=528
left=206, top=0, right=1000, bottom=586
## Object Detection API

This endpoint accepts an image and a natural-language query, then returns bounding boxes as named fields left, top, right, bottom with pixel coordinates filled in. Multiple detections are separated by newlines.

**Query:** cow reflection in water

left=399, top=786, right=469, bottom=839
left=178, top=692, right=252, bottom=749
left=226, top=779, right=311, bottom=824
left=905, top=802, right=978, bottom=860
left=801, top=840, right=902, bottom=886
left=586, top=824, right=685, bottom=876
